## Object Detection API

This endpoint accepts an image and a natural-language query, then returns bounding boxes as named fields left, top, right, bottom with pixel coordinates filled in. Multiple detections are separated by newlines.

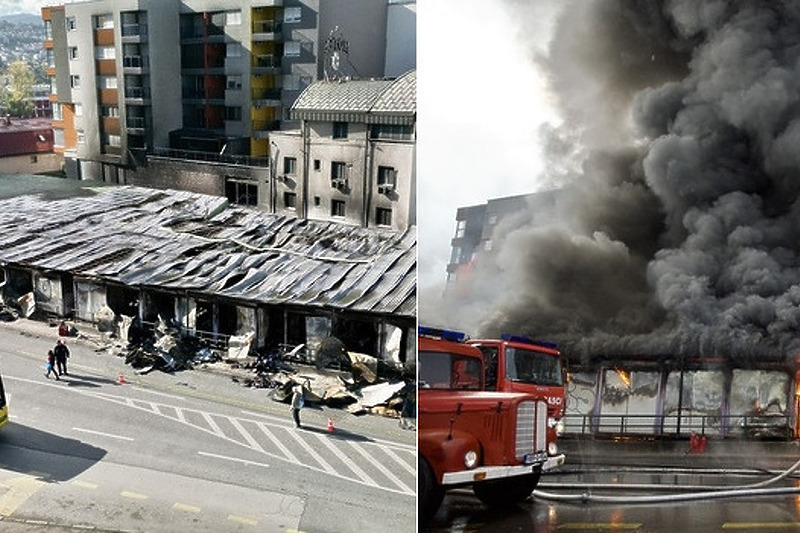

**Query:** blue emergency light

left=501, top=333, right=558, bottom=349
left=418, top=326, right=467, bottom=342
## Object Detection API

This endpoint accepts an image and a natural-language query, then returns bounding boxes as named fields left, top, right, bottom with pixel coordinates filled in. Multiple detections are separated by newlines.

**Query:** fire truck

left=468, top=335, right=567, bottom=446
left=418, top=327, right=565, bottom=523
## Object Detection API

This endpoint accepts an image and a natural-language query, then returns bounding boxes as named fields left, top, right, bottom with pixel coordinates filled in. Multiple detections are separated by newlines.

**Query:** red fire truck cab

left=469, top=335, right=567, bottom=446
left=418, top=327, right=565, bottom=523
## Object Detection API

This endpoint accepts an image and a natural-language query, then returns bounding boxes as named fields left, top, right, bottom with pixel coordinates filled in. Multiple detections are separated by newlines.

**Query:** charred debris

left=0, top=185, right=416, bottom=420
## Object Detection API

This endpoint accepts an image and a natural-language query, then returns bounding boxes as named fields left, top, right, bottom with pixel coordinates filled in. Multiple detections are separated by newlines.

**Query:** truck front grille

left=516, top=400, right=547, bottom=460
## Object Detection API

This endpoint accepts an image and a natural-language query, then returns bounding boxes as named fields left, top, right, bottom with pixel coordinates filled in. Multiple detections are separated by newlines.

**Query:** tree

left=1, top=60, right=34, bottom=118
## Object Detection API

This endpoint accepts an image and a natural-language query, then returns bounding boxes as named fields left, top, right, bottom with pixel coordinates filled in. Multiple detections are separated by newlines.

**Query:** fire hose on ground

left=532, top=455, right=800, bottom=504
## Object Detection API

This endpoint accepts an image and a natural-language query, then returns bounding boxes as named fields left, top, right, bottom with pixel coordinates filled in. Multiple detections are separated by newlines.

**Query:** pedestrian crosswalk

left=89, top=391, right=416, bottom=496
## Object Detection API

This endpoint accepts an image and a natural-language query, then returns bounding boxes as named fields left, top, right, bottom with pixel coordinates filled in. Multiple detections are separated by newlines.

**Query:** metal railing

left=151, top=147, right=270, bottom=168
left=122, top=23, right=148, bottom=36
left=253, top=20, right=282, bottom=34
left=124, top=86, right=150, bottom=99
left=564, top=413, right=793, bottom=438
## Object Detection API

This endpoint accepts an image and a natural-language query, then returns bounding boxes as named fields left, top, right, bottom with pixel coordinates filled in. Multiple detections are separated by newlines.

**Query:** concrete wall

left=0, top=153, right=63, bottom=175
left=126, top=157, right=268, bottom=198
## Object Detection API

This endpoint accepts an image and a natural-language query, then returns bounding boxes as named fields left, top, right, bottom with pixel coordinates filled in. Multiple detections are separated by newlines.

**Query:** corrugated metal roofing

left=0, top=186, right=416, bottom=320
left=291, top=70, right=415, bottom=126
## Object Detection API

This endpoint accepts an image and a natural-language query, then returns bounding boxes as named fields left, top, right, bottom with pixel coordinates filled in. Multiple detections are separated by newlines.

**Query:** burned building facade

left=0, top=185, right=415, bottom=369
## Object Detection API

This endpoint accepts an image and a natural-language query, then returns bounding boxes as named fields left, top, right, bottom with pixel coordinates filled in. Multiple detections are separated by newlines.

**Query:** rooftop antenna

left=324, top=26, right=359, bottom=81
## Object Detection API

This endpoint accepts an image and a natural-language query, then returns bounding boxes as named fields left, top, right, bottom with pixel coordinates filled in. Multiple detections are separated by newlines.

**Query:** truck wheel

left=473, top=471, right=540, bottom=508
left=420, top=458, right=444, bottom=524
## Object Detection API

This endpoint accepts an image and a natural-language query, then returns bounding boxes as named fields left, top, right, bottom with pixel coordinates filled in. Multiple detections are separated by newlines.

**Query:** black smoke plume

left=446, top=0, right=800, bottom=364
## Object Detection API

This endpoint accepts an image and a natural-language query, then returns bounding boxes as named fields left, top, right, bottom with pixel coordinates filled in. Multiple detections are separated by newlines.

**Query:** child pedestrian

left=44, top=350, right=59, bottom=380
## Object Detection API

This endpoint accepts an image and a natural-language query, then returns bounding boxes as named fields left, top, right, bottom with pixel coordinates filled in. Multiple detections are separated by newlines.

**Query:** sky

left=416, top=0, right=561, bottom=293
left=0, top=0, right=63, bottom=17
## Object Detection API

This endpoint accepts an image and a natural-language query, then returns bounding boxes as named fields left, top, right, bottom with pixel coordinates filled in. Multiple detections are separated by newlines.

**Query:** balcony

left=251, top=120, right=280, bottom=138
left=121, top=23, right=148, bottom=40
left=251, top=88, right=282, bottom=107
left=124, top=86, right=151, bottom=103
left=252, top=55, right=281, bottom=74
left=123, top=55, right=148, bottom=71
left=252, top=20, right=282, bottom=40
left=151, top=147, right=270, bottom=167
left=126, top=116, right=146, bottom=131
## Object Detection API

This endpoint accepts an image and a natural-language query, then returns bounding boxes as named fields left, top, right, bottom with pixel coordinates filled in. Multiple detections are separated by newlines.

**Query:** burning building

left=434, top=1, right=800, bottom=439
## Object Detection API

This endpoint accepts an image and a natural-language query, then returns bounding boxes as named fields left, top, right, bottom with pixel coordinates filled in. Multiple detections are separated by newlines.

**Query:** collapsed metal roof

left=0, top=186, right=416, bottom=320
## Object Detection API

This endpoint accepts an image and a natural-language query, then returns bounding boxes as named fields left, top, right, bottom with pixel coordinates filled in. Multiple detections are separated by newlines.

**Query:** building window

left=101, top=105, right=119, bottom=117
left=331, top=161, right=347, bottom=181
left=95, top=14, right=114, bottom=29
left=377, top=166, right=397, bottom=193
left=284, top=42, right=301, bottom=57
left=75, top=103, right=83, bottom=117
left=105, top=134, right=121, bottom=146
left=283, top=157, right=297, bottom=175
left=283, top=192, right=297, bottom=210
left=313, top=159, right=320, bottom=171
left=332, top=121, right=348, bottom=139
left=99, top=76, right=117, bottom=89
left=331, top=200, right=346, bottom=217
left=30, top=155, right=38, bottom=164
left=77, top=130, right=85, bottom=144
left=376, top=208, right=392, bottom=227
left=225, top=106, right=242, bottom=121
left=284, top=7, right=301, bottom=23
left=44, top=20, right=52, bottom=40
left=225, top=178, right=258, bottom=207
left=370, top=124, right=414, bottom=141
left=69, top=47, right=78, bottom=60
left=95, top=46, right=115, bottom=60
left=455, top=220, right=466, bottom=238
left=70, top=75, right=81, bottom=88
left=226, top=43, right=242, bottom=58
left=46, top=49, right=55, bottom=67
left=52, top=103, right=62, bottom=120
left=226, top=75, right=242, bottom=90
left=54, top=129, right=65, bottom=147
left=66, top=17, right=76, bottom=31
left=225, top=10, right=241, bottom=25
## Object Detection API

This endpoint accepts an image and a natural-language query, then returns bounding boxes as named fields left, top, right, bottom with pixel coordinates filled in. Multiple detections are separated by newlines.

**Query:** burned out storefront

left=0, top=186, right=416, bottom=368
left=566, top=358, right=795, bottom=439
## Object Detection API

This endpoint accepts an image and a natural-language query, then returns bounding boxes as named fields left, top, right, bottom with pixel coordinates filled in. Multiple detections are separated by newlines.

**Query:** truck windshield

left=505, top=347, right=563, bottom=386
left=419, top=350, right=483, bottom=390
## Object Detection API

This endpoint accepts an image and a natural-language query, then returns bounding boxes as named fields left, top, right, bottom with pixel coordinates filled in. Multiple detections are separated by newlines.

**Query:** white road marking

left=285, top=427, right=338, bottom=475
left=378, top=445, right=416, bottom=476
left=72, top=427, right=134, bottom=441
left=229, top=418, right=265, bottom=453
left=198, top=451, right=269, bottom=469
left=201, top=412, right=225, bottom=438
left=254, top=422, right=299, bottom=463
left=349, top=441, right=413, bottom=494
left=314, top=433, right=377, bottom=488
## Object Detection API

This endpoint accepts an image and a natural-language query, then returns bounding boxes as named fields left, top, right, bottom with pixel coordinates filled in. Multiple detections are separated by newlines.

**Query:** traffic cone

left=116, top=373, right=126, bottom=385
left=327, top=417, right=335, bottom=433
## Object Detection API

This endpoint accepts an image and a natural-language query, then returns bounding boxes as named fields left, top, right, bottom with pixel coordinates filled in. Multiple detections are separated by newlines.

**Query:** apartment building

left=447, top=191, right=560, bottom=283
left=42, top=0, right=415, bottom=191
left=269, top=69, right=415, bottom=231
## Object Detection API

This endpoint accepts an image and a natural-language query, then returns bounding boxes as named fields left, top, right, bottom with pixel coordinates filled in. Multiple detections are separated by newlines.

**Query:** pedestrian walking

left=290, top=384, right=304, bottom=428
left=44, top=349, right=60, bottom=380
left=54, top=338, right=70, bottom=376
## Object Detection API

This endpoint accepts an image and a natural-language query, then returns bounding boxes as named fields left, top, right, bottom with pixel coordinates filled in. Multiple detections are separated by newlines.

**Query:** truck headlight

left=547, top=442, right=558, bottom=456
left=548, top=417, right=565, bottom=436
left=464, top=450, right=478, bottom=469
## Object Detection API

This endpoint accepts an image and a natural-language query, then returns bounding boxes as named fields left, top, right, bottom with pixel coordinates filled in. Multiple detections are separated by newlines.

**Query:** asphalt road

left=0, top=318, right=416, bottom=532
left=425, top=438, right=800, bottom=531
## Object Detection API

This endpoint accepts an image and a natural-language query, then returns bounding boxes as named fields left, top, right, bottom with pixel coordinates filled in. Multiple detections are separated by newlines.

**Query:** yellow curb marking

left=173, top=502, right=201, bottom=513
left=559, top=524, right=643, bottom=530
left=723, top=524, right=800, bottom=530
left=0, top=476, right=45, bottom=517
left=120, top=491, right=148, bottom=500
left=228, top=514, right=258, bottom=526
left=72, top=480, right=98, bottom=489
